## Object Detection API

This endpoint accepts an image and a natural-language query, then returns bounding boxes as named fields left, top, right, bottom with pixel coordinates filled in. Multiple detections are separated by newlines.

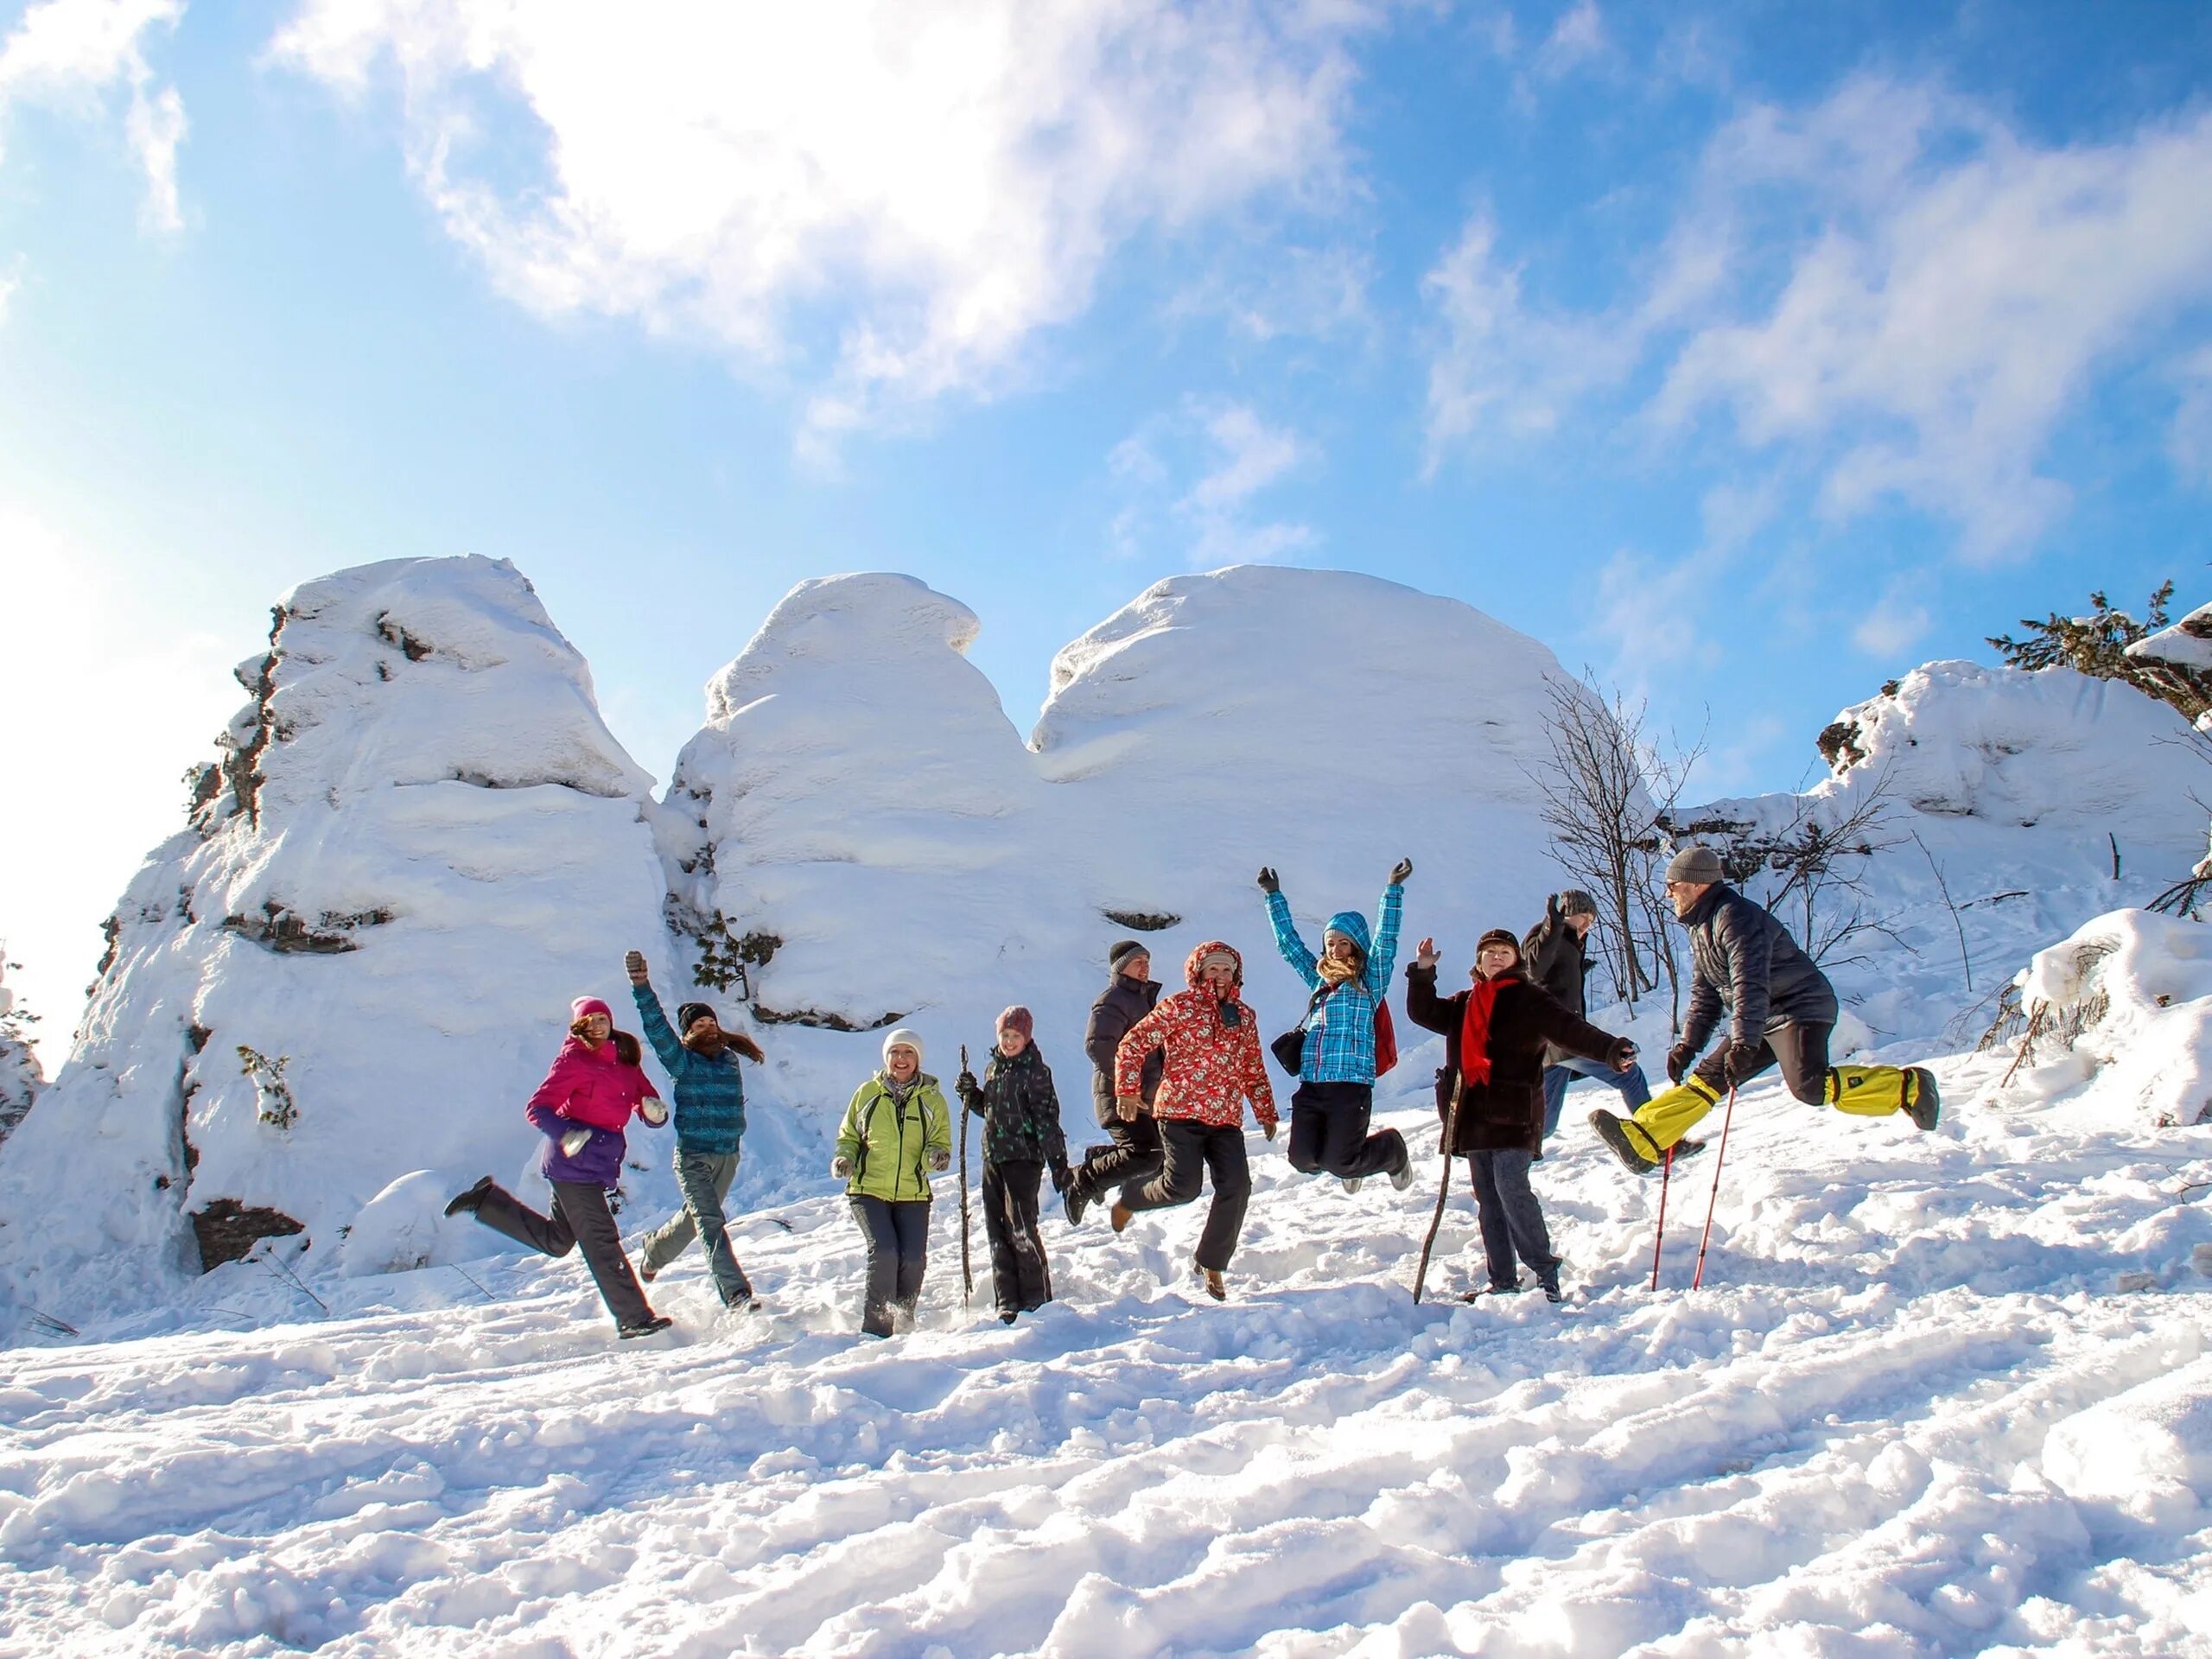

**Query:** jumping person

left=1260, top=860, right=1415, bottom=1192
left=1110, top=941, right=1278, bottom=1302
left=955, top=1007, right=1070, bottom=1323
left=1590, top=845, right=1942, bottom=1174
left=1065, top=940, right=1165, bottom=1226
left=1522, top=890, right=1656, bottom=1142
left=624, top=950, right=764, bottom=1311
left=444, top=996, right=673, bottom=1338
left=1405, top=931, right=1638, bottom=1301
left=833, top=1029, right=953, bottom=1338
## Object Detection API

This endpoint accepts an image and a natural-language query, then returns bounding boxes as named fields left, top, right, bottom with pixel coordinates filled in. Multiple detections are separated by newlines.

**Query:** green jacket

left=836, top=1073, right=953, bottom=1203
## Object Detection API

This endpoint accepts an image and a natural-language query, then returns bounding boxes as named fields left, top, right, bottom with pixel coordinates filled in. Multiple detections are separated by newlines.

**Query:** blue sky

left=1, top=0, right=2207, bottom=1053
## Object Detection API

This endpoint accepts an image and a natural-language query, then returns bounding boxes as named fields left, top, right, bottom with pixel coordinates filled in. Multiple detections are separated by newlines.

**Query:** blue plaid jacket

left=1266, top=884, right=1403, bottom=1084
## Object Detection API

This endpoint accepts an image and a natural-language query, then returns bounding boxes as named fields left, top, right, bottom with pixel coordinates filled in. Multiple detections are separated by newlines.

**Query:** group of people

left=444, top=848, right=1944, bottom=1337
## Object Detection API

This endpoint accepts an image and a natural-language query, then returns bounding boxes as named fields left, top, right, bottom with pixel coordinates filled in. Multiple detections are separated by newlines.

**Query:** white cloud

left=1422, top=77, right=2212, bottom=562
left=0, top=0, right=188, bottom=232
left=1850, top=577, right=1933, bottom=658
left=271, top=0, right=1380, bottom=450
left=1535, top=0, right=1606, bottom=79
left=1109, top=397, right=1318, bottom=565
left=2172, top=346, right=2212, bottom=490
left=1590, top=478, right=1777, bottom=695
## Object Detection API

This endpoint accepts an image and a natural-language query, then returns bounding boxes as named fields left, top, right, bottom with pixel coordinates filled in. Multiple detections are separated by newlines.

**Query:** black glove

left=1723, top=1039, right=1764, bottom=1087
left=1049, top=1156, right=1072, bottom=1193
left=1547, top=892, right=1562, bottom=924
left=956, top=1070, right=979, bottom=1103
left=1389, top=857, right=1414, bottom=886
left=1256, top=866, right=1280, bottom=894
left=1611, top=1039, right=1638, bottom=1074
left=1665, top=1043, right=1694, bottom=1085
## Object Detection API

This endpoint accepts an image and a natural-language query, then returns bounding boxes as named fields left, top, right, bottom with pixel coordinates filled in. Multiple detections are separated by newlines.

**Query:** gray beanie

left=1109, top=938, right=1149, bottom=973
left=1557, top=888, right=1598, bottom=917
left=1665, top=845, right=1726, bottom=886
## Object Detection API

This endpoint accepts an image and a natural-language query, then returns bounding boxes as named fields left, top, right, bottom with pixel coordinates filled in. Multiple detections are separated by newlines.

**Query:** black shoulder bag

left=1271, top=982, right=1335, bottom=1075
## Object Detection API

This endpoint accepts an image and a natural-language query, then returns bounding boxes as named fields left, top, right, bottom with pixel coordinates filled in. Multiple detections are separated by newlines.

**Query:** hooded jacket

left=1265, top=882, right=1403, bottom=1084
left=524, top=1029, right=663, bottom=1185
left=1404, top=962, right=1623, bottom=1154
left=1678, top=883, right=1840, bottom=1055
left=1114, top=941, right=1278, bottom=1132
left=835, top=1072, right=953, bottom=1204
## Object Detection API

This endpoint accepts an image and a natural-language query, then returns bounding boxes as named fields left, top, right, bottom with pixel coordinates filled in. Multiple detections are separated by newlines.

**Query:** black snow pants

left=1123, top=1118, right=1251, bottom=1272
left=1073, top=1114, right=1164, bottom=1205
left=849, top=1196, right=929, bottom=1338
left=473, top=1179, right=654, bottom=1330
left=982, top=1158, right=1052, bottom=1316
left=1286, top=1080, right=1408, bottom=1181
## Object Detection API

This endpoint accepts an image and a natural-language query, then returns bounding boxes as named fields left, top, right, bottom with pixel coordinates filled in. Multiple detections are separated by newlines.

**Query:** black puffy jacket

left=1679, top=884, right=1839, bottom=1053
left=1084, top=973, right=1162, bottom=1127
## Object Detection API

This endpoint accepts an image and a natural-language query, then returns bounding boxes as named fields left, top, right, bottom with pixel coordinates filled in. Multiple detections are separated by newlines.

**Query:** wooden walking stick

left=1412, top=1080, right=1464, bottom=1304
left=957, top=1043, right=975, bottom=1305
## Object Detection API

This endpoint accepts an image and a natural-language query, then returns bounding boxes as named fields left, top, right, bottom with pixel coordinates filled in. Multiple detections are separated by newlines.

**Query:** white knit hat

left=881, top=1027, right=925, bottom=1071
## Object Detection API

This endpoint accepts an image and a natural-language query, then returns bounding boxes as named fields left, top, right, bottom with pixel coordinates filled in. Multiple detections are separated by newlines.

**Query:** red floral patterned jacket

left=1114, top=940, right=1278, bottom=1132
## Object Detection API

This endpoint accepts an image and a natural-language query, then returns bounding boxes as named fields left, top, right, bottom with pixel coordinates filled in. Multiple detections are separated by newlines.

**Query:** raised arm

left=629, top=979, right=686, bottom=1073
left=1402, top=942, right=1459, bottom=1035
left=1363, top=873, right=1407, bottom=996
left=1264, top=887, right=1320, bottom=988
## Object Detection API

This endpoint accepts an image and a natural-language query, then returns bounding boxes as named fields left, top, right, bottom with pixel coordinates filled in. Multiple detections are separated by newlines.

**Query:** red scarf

left=1459, top=976, right=1510, bottom=1087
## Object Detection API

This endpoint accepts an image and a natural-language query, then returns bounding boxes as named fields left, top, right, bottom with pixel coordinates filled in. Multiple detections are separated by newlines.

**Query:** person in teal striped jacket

left=625, top=950, right=764, bottom=1310
left=1260, top=861, right=1416, bottom=1194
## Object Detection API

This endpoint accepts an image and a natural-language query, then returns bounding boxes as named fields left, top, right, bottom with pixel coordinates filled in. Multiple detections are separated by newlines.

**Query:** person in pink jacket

left=445, top=996, right=674, bottom=1338
left=1109, top=940, right=1278, bottom=1301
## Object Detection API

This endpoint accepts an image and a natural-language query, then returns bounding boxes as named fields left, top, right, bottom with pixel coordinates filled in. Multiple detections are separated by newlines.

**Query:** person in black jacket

left=1590, top=845, right=1942, bottom=1174
left=1405, top=929, right=1637, bottom=1301
left=1522, top=889, right=1653, bottom=1141
left=1064, top=940, right=1164, bottom=1225
left=956, top=1007, right=1069, bottom=1322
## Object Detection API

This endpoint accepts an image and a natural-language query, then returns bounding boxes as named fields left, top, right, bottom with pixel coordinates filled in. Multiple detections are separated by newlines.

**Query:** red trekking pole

left=1690, top=1086, right=1738, bottom=1291
left=1648, top=1146, right=1675, bottom=1291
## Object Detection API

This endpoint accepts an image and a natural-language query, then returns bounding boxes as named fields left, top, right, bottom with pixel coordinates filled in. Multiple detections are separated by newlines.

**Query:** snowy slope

left=0, top=557, right=684, bottom=1325
left=1676, top=659, right=2206, bottom=1052
left=1, top=1001, right=2208, bottom=1656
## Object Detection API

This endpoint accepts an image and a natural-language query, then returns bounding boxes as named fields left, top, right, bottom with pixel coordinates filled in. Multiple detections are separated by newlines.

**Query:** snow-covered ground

left=4, top=556, right=2210, bottom=1654
left=3, top=1027, right=2209, bottom=1657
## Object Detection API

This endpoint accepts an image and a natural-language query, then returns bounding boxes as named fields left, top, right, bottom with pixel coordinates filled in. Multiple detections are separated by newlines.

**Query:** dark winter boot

left=1064, top=1181, right=1091, bottom=1228
left=1197, top=1263, right=1226, bottom=1301
left=1905, top=1068, right=1942, bottom=1132
left=1590, top=1110, right=1657, bottom=1174
left=444, top=1175, right=494, bottom=1218
left=618, top=1313, right=674, bottom=1339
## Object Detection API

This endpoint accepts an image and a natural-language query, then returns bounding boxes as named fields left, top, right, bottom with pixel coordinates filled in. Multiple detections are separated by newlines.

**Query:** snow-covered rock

left=0, top=557, right=681, bottom=1328
left=1675, top=661, right=2209, bottom=1048
left=1997, top=908, right=2212, bottom=1127
left=2128, top=601, right=2212, bottom=673
left=0, top=955, right=41, bottom=1149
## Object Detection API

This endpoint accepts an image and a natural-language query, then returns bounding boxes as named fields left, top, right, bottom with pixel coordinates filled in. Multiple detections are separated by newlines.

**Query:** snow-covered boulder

left=0, top=955, right=41, bottom=1148
left=1994, top=908, right=2212, bottom=1127
left=1675, top=663, right=2209, bottom=1044
left=1036, top=566, right=1583, bottom=1015
left=0, top=557, right=679, bottom=1326
left=659, top=574, right=1072, bottom=1036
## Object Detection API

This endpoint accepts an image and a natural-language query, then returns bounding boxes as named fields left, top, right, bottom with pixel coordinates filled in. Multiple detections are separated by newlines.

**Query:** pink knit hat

left=571, top=996, right=613, bottom=1022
